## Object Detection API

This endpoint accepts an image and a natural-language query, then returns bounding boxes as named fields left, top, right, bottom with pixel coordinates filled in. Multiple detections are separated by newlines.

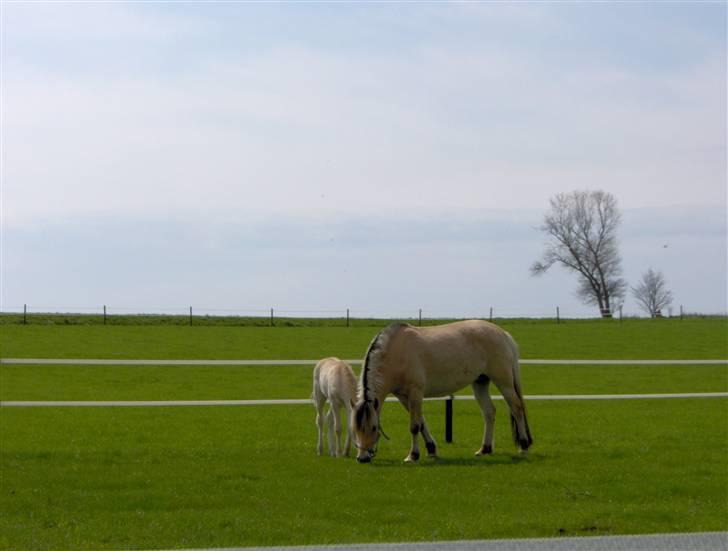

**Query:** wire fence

left=1, top=303, right=723, bottom=326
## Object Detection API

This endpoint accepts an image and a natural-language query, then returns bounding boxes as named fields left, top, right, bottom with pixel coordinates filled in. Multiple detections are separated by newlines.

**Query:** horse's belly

left=423, top=367, right=478, bottom=397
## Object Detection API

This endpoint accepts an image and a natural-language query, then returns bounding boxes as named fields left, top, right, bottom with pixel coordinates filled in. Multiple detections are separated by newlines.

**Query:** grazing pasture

left=0, top=318, right=726, bottom=550
left=2, top=317, right=726, bottom=360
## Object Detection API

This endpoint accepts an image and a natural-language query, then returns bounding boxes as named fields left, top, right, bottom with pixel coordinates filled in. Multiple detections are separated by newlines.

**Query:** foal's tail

left=509, top=336, right=533, bottom=451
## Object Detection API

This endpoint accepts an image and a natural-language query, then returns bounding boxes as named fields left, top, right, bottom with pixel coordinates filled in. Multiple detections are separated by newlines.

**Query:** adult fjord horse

left=352, top=320, right=532, bottom=463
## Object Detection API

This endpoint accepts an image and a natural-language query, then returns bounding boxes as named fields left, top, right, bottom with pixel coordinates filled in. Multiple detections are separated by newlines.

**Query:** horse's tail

left=508, top=335, right=533, bottom=450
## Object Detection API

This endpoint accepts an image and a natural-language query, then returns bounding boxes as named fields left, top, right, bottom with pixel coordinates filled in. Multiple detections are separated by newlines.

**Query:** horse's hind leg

left=499, top=385, right=532, bottom=452
left=472, top=378, right=496, bottom=455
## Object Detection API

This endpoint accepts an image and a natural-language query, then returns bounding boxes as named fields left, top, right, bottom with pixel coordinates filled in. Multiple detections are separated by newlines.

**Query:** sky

left=1, top=2, right=726, bottom=318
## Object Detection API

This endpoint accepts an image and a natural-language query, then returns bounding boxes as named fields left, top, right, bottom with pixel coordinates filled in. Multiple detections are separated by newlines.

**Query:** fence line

left=2, top=358, right=727, bottom=366
left=2, top=393, right=727, bottom=408
left=6, top=304, right=725, bottom=323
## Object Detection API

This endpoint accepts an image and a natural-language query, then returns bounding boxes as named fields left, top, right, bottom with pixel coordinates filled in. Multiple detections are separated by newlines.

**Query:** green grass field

left=2, top=317, right=727, bottom=360
left=1, top=318, right=726, bottom=550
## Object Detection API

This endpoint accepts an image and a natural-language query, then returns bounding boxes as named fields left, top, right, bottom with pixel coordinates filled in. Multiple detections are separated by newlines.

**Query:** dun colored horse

left=352, top=320, right=532, bottom=463
left=312, top=357, right=357, bottom=457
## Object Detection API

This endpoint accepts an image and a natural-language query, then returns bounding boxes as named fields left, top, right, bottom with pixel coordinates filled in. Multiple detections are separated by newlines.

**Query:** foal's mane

left=360, top=323, right=408, bottom=403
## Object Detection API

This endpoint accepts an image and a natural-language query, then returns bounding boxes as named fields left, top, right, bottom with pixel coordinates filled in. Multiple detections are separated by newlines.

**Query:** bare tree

left=632, top=268, right=673, bottom=317
left=531, top=190, right=626, bottom=317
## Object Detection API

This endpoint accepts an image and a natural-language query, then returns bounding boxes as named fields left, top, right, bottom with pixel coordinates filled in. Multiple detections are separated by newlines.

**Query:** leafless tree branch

left=631, top=268, right=673, bottom=317
left=531, top=190, right=625, bottom=317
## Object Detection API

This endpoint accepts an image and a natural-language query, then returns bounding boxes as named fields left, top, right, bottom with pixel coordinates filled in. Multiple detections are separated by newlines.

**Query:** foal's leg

left=472, top=378, right=496, bottom=455
left=325, top=407, right=336, bottom=456
left=331, top=402, right=344, bottom=457
left=314, top=394, right=326, bottom=456
left=343, top=406, right=353, bottom=457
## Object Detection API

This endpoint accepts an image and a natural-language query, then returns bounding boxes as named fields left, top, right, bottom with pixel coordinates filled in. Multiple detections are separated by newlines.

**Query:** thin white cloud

left=4, top=38, right=724, bottom=226
left=2, top=3, right=725, bottom=316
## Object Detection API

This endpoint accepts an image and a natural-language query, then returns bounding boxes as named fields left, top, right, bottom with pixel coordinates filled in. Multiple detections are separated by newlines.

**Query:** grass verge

left=1, top=399, right=726, bottom=550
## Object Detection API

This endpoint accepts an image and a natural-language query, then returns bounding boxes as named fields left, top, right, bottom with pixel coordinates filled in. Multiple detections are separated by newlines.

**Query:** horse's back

left=387, top=320, right=517, bottom=396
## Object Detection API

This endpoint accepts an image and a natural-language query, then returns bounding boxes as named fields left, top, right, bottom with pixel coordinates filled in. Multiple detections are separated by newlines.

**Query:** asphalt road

left=173, top=532, right=728, bottom=551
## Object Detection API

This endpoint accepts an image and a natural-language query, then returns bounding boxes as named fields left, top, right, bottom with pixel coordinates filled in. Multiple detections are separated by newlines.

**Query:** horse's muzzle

left=356, top=455, right=372, bottom=464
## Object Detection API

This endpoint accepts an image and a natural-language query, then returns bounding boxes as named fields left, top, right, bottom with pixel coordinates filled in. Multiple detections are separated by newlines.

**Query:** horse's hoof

left=475, top=445, right=493, bottom=456
left=404, top=453, right=420, bottom=463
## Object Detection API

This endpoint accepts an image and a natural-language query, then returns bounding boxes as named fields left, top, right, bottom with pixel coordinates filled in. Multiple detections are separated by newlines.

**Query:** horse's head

left=352, top=398, right=381, bottom=463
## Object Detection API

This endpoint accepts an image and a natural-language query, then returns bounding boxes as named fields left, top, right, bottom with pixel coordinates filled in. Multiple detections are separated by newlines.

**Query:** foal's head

left=352, top=398, right=380, bottom=463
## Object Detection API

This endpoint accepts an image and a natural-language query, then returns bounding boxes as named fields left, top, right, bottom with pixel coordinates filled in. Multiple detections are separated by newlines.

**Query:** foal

left=312, top=357, right=357, bottom=457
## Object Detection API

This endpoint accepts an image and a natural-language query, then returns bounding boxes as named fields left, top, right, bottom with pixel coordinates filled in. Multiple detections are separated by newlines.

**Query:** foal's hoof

left=475, top=445, right=493, bottom=456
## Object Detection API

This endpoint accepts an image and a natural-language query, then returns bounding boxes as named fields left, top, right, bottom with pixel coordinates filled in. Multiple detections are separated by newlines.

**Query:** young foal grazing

left=312, top=357, right=357, bottom=457
left=352, top=320, right=533, bottom=463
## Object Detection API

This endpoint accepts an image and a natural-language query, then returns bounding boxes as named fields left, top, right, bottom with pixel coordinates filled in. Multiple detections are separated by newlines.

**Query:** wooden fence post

left=346, top=308, right=350, bottom=327
left=445, top=396, right=453, bottom=443
left=556, top=306, right=560, bottom=324
left=23, top=304, right=27, bottom=325
left=189, top=307, right=193, bottom=327
left=418, top=309, right=422, bottom=326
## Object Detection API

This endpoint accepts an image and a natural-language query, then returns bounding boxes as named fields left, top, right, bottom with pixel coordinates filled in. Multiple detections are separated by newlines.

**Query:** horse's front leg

left=314, top=397, right=326, bottom=455
left=405, top=396, right=424, bottom=463
left=331, top=402, right=343, bottom=457
left=420, top=419, right=438, bottom=458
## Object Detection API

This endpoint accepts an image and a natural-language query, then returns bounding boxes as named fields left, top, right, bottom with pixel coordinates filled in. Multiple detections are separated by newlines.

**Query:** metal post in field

left=680, top=305, right=683, bottom=320
left=556, top=306, right=560, bottom=324
left=418, top=308, right=422, bottom=326
left=270, top=308, right=274, bottom=327
left=23, top=304, right=27, bottom=325
left=103, top=305, right=107, bottom=325
left=445, top=396, right=453, bottom=443
left=619, top=306, right=623, bottom=323
left=189, top=307, right=193, bottom=327
left=489, top=307, right=493, bottom=322
left=346, top=308, right=350, bottom=327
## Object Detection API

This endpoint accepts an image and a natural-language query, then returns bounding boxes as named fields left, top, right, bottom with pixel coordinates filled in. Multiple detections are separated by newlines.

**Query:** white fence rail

left=2, top=393, right=727, bottom=408
left=2, top=358, right=727, bottom=366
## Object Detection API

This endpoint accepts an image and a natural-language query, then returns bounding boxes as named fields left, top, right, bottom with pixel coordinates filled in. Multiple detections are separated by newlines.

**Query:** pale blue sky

left=1, top=2, right=726, bottom=317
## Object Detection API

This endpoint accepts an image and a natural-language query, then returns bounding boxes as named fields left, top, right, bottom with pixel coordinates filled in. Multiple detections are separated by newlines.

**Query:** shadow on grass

left=370, top=451, right=547, bottom=468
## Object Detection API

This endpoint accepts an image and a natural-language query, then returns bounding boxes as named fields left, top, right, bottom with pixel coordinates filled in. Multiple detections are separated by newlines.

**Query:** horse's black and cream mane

left=359, top=323, right=407, bottom=404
